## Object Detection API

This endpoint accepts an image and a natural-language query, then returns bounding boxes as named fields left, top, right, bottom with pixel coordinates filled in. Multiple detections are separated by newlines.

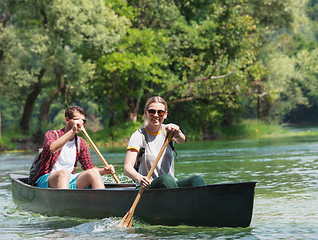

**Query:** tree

left=237, top=0, right=312, bottom=122
left=253, top=37, right=318, bottom=122
left=92, top=0, right=261, bottom=133
left=95, top=27, right=167, bottom=126
left=1, top=0, right=129, bottom=134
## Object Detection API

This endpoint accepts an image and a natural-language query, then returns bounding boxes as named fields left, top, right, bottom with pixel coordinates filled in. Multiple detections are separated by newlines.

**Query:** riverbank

left=1, top=120, right=317, bottom=152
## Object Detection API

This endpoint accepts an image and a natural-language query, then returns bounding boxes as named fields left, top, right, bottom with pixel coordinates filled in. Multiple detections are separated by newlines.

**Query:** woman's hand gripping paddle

left=118, top=130, right=174, bottom=227
left=80, top=126, right=121, bottom=184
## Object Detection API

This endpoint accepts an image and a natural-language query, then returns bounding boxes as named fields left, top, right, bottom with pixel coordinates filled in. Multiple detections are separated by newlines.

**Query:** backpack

left=28, top=130, right=81, bottom=185
left=28, top=130, right=59, bottom=185
left=134, top=126, right=177, bottom=172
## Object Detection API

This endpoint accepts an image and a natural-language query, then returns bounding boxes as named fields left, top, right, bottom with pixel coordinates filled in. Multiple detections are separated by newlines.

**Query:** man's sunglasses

left=70, top=118, right=87, bottom=124
left=147, top=109, right=166, bottom=116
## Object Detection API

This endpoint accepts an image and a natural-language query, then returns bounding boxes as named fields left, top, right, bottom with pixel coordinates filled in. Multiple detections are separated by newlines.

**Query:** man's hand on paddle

left=103, top=164, right=115, bottom=175
left=72, top=119, right=85, bottom=134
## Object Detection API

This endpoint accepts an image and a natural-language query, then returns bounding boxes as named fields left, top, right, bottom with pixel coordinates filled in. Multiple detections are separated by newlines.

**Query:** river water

left=1, top=134, right=318, bottom=239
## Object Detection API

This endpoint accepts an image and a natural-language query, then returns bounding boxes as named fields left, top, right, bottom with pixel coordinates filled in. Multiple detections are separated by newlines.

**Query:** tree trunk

left=126, top=97, right=137, bottom=122
left=126, top=81, right=144, bottom=122
left=264, top=99, right=271, bottom=119
left=131, top=110, right=138, bottom=122
left=0, top=49, right=4, bottom=77
left=257, top=94, right=263, bottom=120
left=34, top=63, right=65, bottom=136
left=0, top=111, right=2, bottom=139
left=128, top=100, right=139, bottom=122
left=36, top=62, right=64, bottom=136
left=132, top=87, right=143, bottom=122
left=36, top=89, right=59, bottom=136
left=19, top=69, right=45, bottom=134
left=108, top=80, right=116, bottom=128
left=257, top=90, right=269, bottom=120
left=0, top=13, right=11, bottom=77
left=108, top=95, right=115, bottom=128
left=109, top=108, right=115, bottom=128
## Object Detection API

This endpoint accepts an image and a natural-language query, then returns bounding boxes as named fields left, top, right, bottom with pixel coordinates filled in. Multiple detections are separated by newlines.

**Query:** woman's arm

left=165, top=124, right=186, bottom=144
left=124, top=149, right=151, bottom=188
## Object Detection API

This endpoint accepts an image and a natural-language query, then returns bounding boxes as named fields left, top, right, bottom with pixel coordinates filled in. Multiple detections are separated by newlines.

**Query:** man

left=30, top=105, right=115, bottom=189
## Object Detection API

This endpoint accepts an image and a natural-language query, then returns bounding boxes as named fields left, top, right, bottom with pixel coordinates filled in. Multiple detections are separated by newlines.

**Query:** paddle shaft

left=145, top=131, right=174, bottom=180
left=120, top=130, right=174, bottom=227
left=80, top=126, right=121, bottom=184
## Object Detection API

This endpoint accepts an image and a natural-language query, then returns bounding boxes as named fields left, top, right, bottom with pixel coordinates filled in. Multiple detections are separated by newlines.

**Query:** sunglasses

left=147, top=109, right=166, bottom=116
left=70, top=118, right=87, bottom=124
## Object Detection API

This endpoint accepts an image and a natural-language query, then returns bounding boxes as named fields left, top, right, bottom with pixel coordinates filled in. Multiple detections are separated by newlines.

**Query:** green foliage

left=0, top=132, right=27, bottom=151
left=0, top=0, right=130, bottom=134
left=218, top=119, right=290, bottom=138
left=245, top=0, right=308, bottom=32
left=0, top=97, right=21, bottom=132
left=247, top=30, right=318, bottom=122
left=90, top=0, right=264, bottom=129
left=1, top=0, right=318, bottom=145
left=82, top=121, right=144, bottom=146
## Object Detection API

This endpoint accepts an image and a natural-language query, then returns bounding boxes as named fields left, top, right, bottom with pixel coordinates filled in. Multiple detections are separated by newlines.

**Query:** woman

left=124, top=96, right=206, bottom=189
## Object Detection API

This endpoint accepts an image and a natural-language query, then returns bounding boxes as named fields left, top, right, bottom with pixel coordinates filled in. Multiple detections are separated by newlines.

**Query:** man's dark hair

left=65, top=105, right=86, bottom=118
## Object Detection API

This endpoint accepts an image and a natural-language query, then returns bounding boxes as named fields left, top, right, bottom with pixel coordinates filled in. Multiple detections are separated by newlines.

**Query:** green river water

left=1, top=134, right=318, bottom=239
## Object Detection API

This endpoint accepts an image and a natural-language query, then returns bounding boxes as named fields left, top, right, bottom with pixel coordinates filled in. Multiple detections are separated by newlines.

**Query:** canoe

left=10, top=174, right=256, bottom=227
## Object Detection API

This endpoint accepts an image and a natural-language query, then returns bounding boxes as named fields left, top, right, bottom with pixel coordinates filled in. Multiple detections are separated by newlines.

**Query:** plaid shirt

left=30, top=128, right=95, bottom=186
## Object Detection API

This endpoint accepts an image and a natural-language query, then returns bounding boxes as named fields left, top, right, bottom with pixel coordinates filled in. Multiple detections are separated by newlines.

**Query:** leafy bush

left=218, top=119, right=290, bottom=138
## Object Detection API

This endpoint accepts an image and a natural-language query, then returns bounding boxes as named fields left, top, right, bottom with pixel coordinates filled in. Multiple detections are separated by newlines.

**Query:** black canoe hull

left=10, top=174, right=256, bottom=227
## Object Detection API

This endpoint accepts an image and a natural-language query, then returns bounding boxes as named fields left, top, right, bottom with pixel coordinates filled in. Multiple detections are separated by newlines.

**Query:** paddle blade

left=118, top=210, right=134, bottom=227
left=118, top=131, right=172, bottom=228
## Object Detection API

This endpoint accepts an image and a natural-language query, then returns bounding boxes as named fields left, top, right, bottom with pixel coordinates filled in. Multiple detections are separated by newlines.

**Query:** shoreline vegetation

left=0, top=119, right=317, bottom=152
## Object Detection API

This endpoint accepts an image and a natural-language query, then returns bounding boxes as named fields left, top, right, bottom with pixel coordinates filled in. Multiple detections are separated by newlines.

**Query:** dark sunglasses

left=70, top=118, right=87, bottom=124
left=147, top=109, right=166, bottom=116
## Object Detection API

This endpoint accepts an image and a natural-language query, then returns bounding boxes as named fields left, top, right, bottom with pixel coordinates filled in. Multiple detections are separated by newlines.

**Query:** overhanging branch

left=167, top=89, right=236, bottom=105
left=164, top=71, right=234, bottom=99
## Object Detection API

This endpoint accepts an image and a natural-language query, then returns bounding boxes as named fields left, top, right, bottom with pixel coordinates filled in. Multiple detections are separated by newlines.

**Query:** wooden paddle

left=118, top=130, right=174, bottom=227
left=80, top=126, right=121, bottom=184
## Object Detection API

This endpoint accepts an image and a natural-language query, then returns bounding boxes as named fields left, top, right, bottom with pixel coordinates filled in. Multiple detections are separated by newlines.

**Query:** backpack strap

left=134, top=127, right=147, bottom=171
left=55, top=130, right=79, bottom=153
left=161, top=125, right=178, bottom=160
left=139, top=126, right=148, bottom=157
left=54, top=130, right=59, bottom=140
left=170, top=141, right=177, bottom=160
left=75, top=135, right=81, bottom=154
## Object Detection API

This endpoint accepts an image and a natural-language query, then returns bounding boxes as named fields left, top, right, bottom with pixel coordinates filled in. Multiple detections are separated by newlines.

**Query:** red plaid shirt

left=30, top=128, right=95, bottom=186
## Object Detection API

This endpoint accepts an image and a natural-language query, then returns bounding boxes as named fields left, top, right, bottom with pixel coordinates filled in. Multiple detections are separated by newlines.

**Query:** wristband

left=175, top=130, right=181, bottom=138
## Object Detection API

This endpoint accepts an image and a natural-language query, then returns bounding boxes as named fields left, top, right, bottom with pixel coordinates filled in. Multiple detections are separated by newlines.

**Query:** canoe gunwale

left=11, top=173, right=257, bottom=192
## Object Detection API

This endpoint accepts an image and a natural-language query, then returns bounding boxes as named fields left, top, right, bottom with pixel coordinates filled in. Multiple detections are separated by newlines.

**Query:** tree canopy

left=1, top=0, right=318, bottom=139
